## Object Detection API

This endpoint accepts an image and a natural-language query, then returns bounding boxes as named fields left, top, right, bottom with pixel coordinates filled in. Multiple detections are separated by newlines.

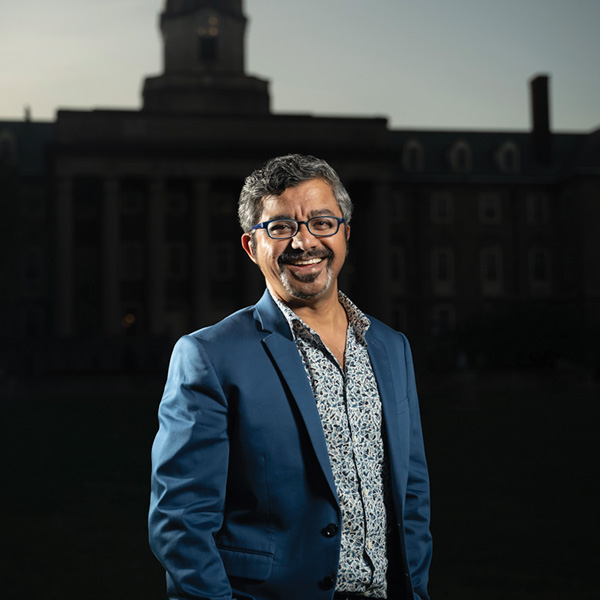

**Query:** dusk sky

left=1, top=0, right=599, bottom=131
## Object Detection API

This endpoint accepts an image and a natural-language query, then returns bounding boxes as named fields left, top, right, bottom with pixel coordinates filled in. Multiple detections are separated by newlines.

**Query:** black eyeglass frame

left=250, top=216, right=346, bottom=239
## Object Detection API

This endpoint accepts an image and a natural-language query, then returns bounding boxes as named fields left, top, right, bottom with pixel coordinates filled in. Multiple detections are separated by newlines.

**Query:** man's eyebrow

left=266, top=213, right=294, bottom=221
left=308, top=209, right=339, bottom=218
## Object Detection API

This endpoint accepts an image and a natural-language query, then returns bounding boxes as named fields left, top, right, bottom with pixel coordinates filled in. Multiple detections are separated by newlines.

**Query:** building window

left=432, top=303, right=456, bottom=335
left=448, top=140, right=472, bottom=173
left=529, top=248, right=552, bottom=296
left=431, top=192, right=454, bottom=224
left=120, top=243, right=144, bottom=280
left=495, top=140, right=520, bottom=174
left=431, top=247, right=455, bottom=296
left=199, top=36, right=218, bottom=61
left=167, top=243, right=188, bottom=280
left=0, top=130, right=17, bottom=165
left=479, top=192, right=502, bottom=224
left=73, top=177, right=102, bottom=220
left=120, top=184, right=145, bottom=215
left=526, top=192, right=549, bottom=224
left=480, top=247, right=503, bottom=296
left=402, top=139, right=424, bottom=172
left=197, top=10, right=219, bottom=62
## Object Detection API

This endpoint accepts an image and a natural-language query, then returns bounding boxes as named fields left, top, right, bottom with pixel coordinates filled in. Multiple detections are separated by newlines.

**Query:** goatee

left=278, top=248, right=334, bottom=300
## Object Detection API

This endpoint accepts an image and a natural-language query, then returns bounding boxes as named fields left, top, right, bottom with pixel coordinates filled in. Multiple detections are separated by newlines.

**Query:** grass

left=2, top=370, right=598, bottom=599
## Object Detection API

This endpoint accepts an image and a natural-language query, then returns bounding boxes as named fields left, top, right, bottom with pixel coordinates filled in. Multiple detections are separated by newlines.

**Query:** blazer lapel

left=255, top=292, right=339, bottom=506
left=366, top=331, right=408, bottom=500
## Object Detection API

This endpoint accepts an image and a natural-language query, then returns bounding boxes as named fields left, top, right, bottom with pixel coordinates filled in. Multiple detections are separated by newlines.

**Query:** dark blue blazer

left=149, top=291, right=432, bottom=600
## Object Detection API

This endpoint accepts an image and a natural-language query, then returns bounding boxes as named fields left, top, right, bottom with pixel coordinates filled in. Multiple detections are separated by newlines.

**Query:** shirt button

left=319, top=576, right=335, bottom=590
left=321, top=523, right=339, bottom=537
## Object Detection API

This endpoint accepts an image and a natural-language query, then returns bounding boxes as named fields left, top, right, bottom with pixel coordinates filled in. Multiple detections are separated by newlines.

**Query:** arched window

left=431, top=303, right=457, bottom=335
left=480, top=247, right=503, bottom=296
left=526, top=192, right=549, bottom=224
left=402, top=138, right=424, bottom=172
left=430, top=192, right=454, bottom=224
left=529, top=248, right=552, bottom=296
left=448, top=139, right=472, bottom=173
left=197, top=10, right=219, bottom=63
left=478, top=192, right=502, bottom=224
left=495, top=140, right=520, bottom=174
left=431, top=247, right=455, bottom=296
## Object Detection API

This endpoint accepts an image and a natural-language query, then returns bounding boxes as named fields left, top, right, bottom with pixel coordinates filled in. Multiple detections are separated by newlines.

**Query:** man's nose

left=290, top=222, right=318, bottom=249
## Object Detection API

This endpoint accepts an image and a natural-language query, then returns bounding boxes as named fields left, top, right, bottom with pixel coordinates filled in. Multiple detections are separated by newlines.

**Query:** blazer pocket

left=396, top=397, right=409, bottom=415
left=218, top=546, right=274, bottom=581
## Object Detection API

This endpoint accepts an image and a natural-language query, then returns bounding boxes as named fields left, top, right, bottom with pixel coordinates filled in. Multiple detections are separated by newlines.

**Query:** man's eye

left=268, top=221, right=294, bottom=234
left=311, top=218, right=335, bottom=231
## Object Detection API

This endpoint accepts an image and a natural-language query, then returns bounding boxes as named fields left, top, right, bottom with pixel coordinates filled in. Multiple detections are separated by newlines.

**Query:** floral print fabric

left=273, top=292, right=391, bottom=598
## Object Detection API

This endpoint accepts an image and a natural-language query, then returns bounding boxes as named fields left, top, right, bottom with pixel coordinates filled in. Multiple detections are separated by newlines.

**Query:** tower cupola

left=143, top=0, right=270, bottom=114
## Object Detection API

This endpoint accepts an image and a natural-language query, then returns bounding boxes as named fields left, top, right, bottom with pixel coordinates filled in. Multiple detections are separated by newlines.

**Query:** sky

left=1, top=0, right=599, bottom=132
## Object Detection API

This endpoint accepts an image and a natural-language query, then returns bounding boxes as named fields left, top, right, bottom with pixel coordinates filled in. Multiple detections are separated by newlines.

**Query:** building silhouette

left=1, top=0, right=600, bottom=375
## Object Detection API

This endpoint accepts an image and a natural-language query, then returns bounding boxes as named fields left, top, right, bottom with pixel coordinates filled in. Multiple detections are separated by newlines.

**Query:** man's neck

left=279, top=285, right=348, bottom=342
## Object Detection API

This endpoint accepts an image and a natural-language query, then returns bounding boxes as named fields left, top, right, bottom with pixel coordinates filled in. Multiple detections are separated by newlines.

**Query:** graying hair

left=238, top=154, right=353, bottom=232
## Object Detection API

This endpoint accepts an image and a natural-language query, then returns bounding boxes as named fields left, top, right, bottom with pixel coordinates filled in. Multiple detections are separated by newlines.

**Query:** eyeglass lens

left=267, top=217, right=340, bottom=238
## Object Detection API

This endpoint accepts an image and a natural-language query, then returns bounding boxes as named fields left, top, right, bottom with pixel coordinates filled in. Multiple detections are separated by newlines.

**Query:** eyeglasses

left=250, top=216, right=345, bottom=239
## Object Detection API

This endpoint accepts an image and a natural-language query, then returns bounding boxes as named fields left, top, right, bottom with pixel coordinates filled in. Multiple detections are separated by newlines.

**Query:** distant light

left=209, top=27, right=218, bottom=36
left=122, top=314, right=136, bottom=328
left=209, top=16, right=218, bottom=26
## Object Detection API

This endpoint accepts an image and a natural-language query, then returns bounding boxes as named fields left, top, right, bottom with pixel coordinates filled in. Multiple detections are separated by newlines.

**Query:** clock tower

left=143, top=0, right=270, bottom=114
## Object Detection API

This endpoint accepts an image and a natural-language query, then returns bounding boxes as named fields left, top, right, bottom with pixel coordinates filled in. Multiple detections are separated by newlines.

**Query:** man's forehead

left=260, top=179, right=338, bottom=215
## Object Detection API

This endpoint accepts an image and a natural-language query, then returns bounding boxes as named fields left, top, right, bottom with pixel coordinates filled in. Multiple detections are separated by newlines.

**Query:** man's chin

left=280, top=270, right=332, bottom=301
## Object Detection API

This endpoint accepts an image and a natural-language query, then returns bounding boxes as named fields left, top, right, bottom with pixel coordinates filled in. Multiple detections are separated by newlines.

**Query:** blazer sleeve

left=149, top=334, right=233, bottom=600
left=401, top=333, right=433, bottom=600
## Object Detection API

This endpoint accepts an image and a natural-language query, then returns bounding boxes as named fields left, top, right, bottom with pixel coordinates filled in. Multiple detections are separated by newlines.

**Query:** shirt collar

left=268, top=289, right=370, bottom=343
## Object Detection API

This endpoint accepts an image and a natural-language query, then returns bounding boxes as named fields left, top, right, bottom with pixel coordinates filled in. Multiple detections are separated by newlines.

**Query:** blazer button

left=321, top=523, right=339, bottom=537
left=319, top=576, right=335, bottom=590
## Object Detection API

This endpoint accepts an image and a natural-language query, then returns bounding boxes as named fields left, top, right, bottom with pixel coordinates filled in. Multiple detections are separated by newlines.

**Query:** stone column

left=147, top=178, right=166, bottom=336
left=102, top=178, right=120, bottom=336
left=56, top=178, right=73, bottom=337
left=191, top=180, right=211, bottom=327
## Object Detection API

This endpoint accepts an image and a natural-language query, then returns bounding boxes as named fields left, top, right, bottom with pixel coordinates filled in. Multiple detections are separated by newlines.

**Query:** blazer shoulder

left=367, top=314, right=409, bottom=344
left=188, top=305, right=261, bottom=344
left=366, top=315, right=414, bottom=365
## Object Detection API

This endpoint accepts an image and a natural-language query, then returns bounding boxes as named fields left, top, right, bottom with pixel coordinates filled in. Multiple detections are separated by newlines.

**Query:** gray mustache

left=278, top=249, right=334, bottom=265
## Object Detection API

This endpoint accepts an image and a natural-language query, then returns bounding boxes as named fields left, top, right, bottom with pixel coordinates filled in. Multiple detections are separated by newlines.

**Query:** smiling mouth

left=279, top=250, right=333, bottom=269
left=288, top=257, right=323, bottom=266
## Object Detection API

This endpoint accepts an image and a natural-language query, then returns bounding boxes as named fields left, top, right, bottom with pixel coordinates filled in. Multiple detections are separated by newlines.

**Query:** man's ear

left=241, top=233, right=258, bottom=264
left=345, top=224, right=351, bottom=241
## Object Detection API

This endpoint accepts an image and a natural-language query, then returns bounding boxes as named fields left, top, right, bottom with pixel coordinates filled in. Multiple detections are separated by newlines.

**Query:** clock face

left=196, top=9, right=219, bottom=36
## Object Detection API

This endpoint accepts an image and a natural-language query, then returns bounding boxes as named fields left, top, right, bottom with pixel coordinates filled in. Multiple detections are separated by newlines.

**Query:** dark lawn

left=2, top=371, right=598, bottom=599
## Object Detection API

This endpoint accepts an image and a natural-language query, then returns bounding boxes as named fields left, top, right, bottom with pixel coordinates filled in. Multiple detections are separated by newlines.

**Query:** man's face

left=241, top=178, right=350, bottom=306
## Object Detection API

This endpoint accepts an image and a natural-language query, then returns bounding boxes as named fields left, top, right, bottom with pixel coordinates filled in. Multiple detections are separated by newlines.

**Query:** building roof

left=390, top=128, right=596, bottom=184
left=0, top=120, right=55, bottom=177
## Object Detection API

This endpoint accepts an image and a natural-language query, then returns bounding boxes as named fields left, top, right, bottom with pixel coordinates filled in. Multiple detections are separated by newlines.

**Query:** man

left=149, top=154, right=432, bottom=600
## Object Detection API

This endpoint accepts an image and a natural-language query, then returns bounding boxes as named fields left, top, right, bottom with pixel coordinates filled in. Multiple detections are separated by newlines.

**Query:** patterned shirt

left=272, top=291, right=391, bottom=598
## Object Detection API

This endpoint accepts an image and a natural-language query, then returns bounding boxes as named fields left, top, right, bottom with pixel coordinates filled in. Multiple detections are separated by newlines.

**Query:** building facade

left=1, top=0, right=599, bottom=374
